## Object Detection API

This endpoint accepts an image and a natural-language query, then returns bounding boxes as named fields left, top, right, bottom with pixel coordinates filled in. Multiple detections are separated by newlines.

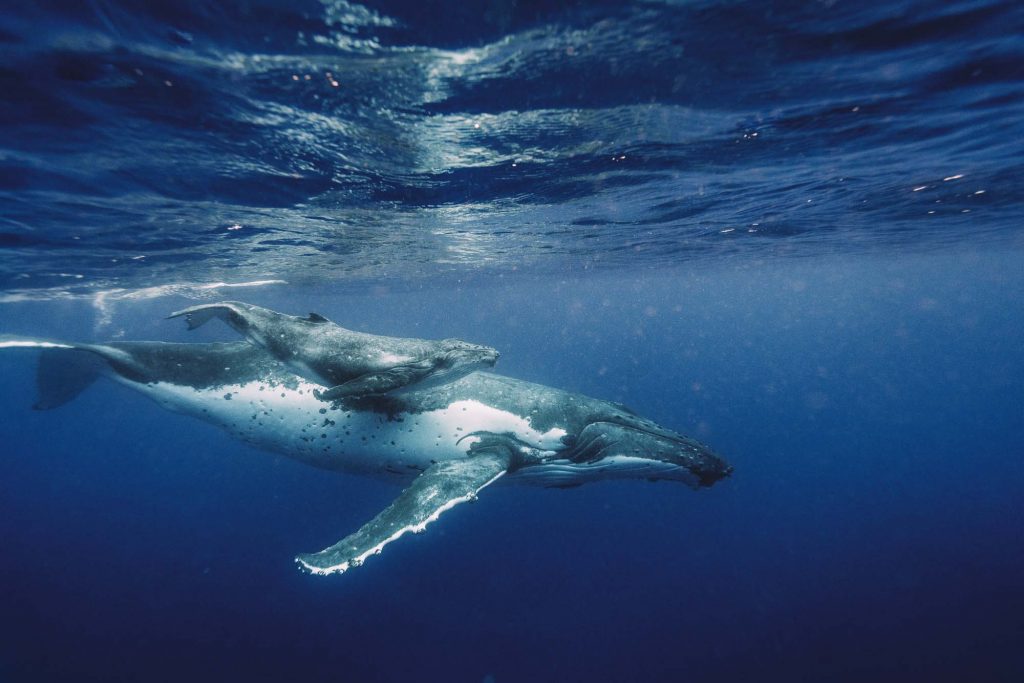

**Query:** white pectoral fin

left=295, top=452, right=511, bottom=576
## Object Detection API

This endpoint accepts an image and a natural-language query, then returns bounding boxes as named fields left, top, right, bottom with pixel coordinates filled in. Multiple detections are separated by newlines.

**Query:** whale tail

left=35, top=347, right=105, bottom=410
left=0, top=338, right=108, bottom=410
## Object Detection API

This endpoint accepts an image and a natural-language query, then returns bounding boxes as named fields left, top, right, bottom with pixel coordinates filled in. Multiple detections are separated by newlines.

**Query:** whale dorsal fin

left=306, top=312, right=329, bottom=323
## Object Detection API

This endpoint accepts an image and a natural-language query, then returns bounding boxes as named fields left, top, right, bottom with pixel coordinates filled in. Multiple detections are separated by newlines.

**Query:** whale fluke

left=35, top=347, right=107, bottom=410
left=0, top=338, right=107, bottom=410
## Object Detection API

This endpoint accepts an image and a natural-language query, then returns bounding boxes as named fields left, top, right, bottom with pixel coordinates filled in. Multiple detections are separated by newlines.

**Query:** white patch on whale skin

left=440, top=400, right=568, bottom=450
left=378, top=352, right=413, bottom=365
left=133, top=378, right=335, bottom=465
left=285, top=358, right=328, bottom=386
left=125, top=383, right=569, bottom=478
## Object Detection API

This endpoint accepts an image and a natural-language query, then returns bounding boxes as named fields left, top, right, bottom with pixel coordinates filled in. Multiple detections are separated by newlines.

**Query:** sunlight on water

left=0, top=0, right=1019, bottom=295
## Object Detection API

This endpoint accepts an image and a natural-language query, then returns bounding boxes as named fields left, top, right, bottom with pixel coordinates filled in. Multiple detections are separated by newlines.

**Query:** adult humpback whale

left=168, top=301, right=500, bottom=400
left=1, top=337, right=731, bottom=576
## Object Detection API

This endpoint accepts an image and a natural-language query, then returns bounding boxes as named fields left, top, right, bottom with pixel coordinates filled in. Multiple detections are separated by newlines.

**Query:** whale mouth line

left=560, top=420, right=730, bottom=487
left=510, top=456, right=699, bottom=487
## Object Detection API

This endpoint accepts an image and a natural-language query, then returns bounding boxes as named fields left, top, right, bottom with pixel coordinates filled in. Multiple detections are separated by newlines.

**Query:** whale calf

left=1, top=336, right=731, bottom=575
left=168, top=301, right=499, bottom=400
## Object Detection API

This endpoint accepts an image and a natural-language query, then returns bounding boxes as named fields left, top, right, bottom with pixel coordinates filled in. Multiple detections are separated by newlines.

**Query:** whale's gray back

left=29, top=340, right=291, bottom=410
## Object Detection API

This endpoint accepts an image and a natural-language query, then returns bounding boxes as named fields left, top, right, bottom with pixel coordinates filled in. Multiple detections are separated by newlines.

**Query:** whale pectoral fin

left=316, top=359, right=437, bottom=400
left=295, top=452, right=510, bottom=576
left=166, top=303, right=241, bottom=331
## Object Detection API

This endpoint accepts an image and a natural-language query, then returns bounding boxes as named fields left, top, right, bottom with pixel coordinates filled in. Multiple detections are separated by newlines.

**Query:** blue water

left=1, top=1, right=1023, bottom=681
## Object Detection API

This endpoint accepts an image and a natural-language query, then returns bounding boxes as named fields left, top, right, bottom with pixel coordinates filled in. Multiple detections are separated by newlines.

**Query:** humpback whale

left=168, top=301, right=499, bottom=400
left=1, top=336, right=731, bottom=576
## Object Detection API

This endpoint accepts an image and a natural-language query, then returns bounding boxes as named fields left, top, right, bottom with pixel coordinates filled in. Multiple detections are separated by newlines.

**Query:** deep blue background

left=1, top=253, right=1022, bottom=682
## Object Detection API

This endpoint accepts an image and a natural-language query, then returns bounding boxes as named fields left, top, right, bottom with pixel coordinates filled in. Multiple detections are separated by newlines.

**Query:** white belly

left=131, top=378, right=568, bottom=479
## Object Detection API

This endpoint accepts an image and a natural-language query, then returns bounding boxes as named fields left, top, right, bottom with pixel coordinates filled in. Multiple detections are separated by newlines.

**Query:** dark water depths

left=1, top=1, right=1023, bottom=682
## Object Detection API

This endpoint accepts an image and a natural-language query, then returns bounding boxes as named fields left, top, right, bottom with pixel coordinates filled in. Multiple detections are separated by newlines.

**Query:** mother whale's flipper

left=295, top=451, right=511, bottom=576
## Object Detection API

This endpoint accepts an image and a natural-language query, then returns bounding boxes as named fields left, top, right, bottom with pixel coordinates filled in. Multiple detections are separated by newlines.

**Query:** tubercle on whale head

left=689, top=445, right=734, bottom=487
left=649, top=432, right=732, bottom=488
left=439, top=339, right=500, bottom=368
left=479, top=347, right=500, bottom=368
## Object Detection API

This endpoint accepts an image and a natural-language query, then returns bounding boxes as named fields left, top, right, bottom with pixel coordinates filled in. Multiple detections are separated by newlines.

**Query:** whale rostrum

left=168, top=301, right=500, bottom=400
left=1, top=329, right=731, bottom=576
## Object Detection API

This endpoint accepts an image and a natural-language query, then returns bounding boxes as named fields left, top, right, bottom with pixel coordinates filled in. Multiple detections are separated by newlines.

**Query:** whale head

left=438, top=339, right=500, bottom=371
left=516, top=418, right=731, bottom=489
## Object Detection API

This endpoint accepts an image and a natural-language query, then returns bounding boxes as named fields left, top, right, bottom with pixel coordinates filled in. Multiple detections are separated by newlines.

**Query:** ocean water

left=1, top=1, right=1023, bottom=681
